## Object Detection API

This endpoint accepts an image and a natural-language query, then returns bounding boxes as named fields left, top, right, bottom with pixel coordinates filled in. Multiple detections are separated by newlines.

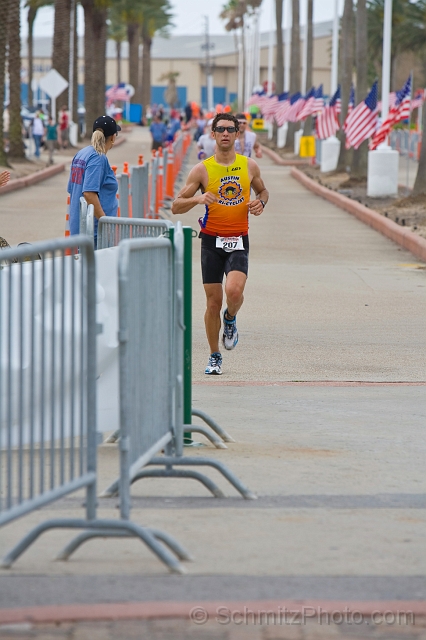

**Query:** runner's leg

left=203, top=283, right=223, bottom=353
left=224, top=271, right=247, bottom=317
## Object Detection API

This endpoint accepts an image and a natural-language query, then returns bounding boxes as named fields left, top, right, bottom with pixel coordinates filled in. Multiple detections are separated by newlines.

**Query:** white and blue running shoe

left=205, top=352, right=223, bottom=375
left=222, top=309, right=239, bottom=350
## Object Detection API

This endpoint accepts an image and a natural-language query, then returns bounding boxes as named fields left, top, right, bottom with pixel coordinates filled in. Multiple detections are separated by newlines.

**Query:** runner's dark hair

left=211, top=112, right=239, bottom=132
left=235, top=113, right=247, bottom=120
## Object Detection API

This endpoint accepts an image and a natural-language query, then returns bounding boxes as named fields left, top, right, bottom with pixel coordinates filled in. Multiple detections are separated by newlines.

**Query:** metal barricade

left=97, top=217, right=172, bottom=250
left=130, top=164, right=150, bottom=218
left=0, top=236, right=189, bottom=573
left=102, top=223, right=256, bottom=501
left=149, top=154, right=159, bottom=217
left=117, top=173, right=129, bottom=218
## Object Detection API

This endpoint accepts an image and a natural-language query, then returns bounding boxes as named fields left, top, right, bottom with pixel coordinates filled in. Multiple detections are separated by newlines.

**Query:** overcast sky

left=21, top=0, right=343, bottom=38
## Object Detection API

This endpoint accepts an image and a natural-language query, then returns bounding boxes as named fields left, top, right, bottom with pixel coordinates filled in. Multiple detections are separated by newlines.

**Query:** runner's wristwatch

left=260, top=200, right=266, bottom=209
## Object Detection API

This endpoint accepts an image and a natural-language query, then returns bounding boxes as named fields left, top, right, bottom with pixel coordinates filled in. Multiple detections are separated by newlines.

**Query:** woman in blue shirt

left=67, top=115, right=121, bottom=247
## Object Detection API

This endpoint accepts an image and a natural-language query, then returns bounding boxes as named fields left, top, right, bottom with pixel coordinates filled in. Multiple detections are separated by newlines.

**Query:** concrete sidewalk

left=0, top=134, right=425, bottom=637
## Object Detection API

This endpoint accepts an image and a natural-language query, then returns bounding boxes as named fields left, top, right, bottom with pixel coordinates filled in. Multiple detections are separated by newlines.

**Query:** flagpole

left=367, top=0, right=399, bottom=197
left=406, top=70, right=413, bottom=195
left=267, top=0, right=274, bottom=95
left=302, top=0, right=308, bottom=95
left=381, top=0, right=393, bottom=126
left=331, top=0, right=339, bottom=95
left=284, top=0, right=291, bottom=93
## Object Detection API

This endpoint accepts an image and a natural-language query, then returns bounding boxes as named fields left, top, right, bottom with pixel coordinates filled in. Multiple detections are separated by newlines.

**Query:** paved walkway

left=0, top=128, right=425, bottom=638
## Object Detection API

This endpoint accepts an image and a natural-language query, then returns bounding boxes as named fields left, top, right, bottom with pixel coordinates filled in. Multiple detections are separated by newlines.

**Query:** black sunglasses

left=214, top=126, right=237, bottom=133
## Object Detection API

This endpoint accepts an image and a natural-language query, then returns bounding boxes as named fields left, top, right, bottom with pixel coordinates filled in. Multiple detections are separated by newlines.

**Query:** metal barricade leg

left=56, top=527, right=193, bottom=562
left=1, top=518, right=188, bottom=573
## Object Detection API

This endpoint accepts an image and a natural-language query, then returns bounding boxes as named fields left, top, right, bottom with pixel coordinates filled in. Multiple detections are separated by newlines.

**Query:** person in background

left=45, top=116, right=58, bottom=165
left=0, top=171, right=10, bottom=187
left=194, top=111, right=206, bottom=141
left=197, top=118, right=215, bottom=160
left=67, top=115, right=120, bottom=248
left=32, top=111, right=45, bottom=158
left=58, top=105, right=69, bottom=149
left=149, top=114, right=167, bottom=151
left=166, top=110, right=181, bottom=142
left=234, top=113, right=262, bottom=158
left=184, top=102, right=192, bottom=124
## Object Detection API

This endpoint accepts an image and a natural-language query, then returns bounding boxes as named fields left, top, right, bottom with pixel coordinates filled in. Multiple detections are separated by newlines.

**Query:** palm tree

left=302, top=0, right=313, bottom=136
left=221, top=0, right=246, bottom=108
left=140, top=0, right=174, bottom=112
left=284, top=0, right=300, bottom=151
left=108, top=6, right=127, bottom=84
left=351, top=0, right=367, bottom=178
left=0, top=0, right=9, bottom=165
left=52, top=0, right=71, bottom=117
left=337, top=0, right=354, bottom=172
left=8, top=0, right=25, bottom=158
left=82, top=0, right=108, bottom=136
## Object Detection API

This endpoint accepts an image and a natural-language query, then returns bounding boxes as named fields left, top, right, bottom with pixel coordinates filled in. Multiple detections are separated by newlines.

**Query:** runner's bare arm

left=171, top=164, right=216, bottom=214
left=253, top=134, right=262, bottom=158
left=248, top=159, right=268, bottom=216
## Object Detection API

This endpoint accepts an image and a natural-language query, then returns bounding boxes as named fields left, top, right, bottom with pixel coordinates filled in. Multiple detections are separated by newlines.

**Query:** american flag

left=316, top=85, right=341, bottom=140
left=297, top=87, right=316, bottom=120
left=261, top=95, right=279, bottom=120
left=370, top=76, right=411, bottom=150
left=105, top=83, right=133, bottom=106
left=247, top=90, right=266, bottom=106
left=287, top=92, right=305, bottom=123
left=313, top=84, right=324, bottom=112
left=274, top=92, right=290, bottom=127
left=345, top=81, right=378, bottom=149
left=411, top=89, right=426, bottom=111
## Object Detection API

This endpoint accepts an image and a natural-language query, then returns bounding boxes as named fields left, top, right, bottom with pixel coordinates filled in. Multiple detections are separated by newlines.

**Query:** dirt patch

left=300, top=165, right=426, bottom=240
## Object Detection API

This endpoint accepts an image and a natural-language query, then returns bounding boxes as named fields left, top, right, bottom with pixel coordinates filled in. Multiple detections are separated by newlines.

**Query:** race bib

left=216, top=236, right=244, bottom=253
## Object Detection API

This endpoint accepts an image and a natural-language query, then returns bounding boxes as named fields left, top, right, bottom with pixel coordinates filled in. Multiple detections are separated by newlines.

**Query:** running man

left=171, top=113, right=269, bottom=375
left=234, top=113, right=262, bottom=158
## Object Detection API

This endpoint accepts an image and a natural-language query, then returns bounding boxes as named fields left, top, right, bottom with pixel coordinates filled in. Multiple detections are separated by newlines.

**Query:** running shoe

left=222, top=309, right=239, bottom=350
left=205, top=352, right=223, bottom=375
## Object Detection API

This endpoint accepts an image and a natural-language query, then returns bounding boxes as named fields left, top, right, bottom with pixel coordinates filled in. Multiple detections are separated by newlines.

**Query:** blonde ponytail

left=91, top=128, right=106, bottom=154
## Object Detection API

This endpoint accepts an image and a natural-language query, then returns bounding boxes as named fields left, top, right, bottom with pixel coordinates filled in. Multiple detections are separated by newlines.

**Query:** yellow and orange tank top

left=200, top=154, right=250, bottom=237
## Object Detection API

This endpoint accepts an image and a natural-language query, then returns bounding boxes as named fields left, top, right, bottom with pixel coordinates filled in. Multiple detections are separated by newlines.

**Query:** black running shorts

left=200, top=232, right=249, bottom=284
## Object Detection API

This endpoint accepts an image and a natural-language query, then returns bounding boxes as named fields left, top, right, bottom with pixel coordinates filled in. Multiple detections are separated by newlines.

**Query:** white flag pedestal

left=294, top=129, right=303, bottom=155
left=367, top=146, right=399, bottom=197
left=320, top=135, right=340, bottom=173
left=277, top=123, right=288, bottom=148
left=266, top=121, right=273, bottom=140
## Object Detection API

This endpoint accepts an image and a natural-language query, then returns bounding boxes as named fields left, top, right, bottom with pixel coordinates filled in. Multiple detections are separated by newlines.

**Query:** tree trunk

left=73, top=2, right=78, bottom=126
left=141, top=24, right=152, bottom=114
left=82, top=0, right=107, bottom=138
left=8, top=0, right=25, bottom=159
left=52, top=0, right=71, bottom=118
left=27, top=5, right=37, bottom=107
left=412, top=103, right=426, bottom=195
left=351, top=0, right=368, bottom=178
left=275, top=0, right=284, bottom=95
left=0, top=0, right=9, bottom=165
left=337, top=0, right=354, bottom=172
left=116, top=41, right=122, bottom=85
left=127, top=22, right=139, bottom=104
left=303, top=0, right=313, bottom=136
left=284, top=0, right=300, bottom=151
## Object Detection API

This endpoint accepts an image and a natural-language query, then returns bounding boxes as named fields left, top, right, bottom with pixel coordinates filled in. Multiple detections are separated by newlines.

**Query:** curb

left=291, top=167, right=426, bottom=264
left=260, top=144, right=310, bottom=166
left=0, top=163, right=66, bottom=196
left=0, top=599, right=424, bottom=625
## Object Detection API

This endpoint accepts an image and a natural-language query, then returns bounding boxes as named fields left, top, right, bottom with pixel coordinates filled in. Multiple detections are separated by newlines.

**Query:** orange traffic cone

left=165, top=145, right=174, bottom=200
left=138, top=154, right=144, bottom=165
left=65, top=194, right=72, bottom=255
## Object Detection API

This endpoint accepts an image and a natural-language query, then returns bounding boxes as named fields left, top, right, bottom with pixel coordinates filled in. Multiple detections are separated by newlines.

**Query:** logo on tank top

left=217, top=176, right=244, bottom=206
